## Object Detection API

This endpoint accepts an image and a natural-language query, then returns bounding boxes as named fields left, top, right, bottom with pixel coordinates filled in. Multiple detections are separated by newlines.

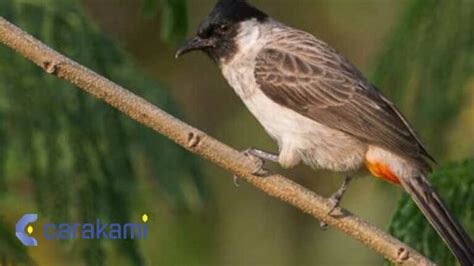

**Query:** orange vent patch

left=365, top=160, right=400, bottom=185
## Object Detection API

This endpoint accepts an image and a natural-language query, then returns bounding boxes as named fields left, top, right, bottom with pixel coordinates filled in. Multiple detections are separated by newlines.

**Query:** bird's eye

left=217, top=24, right=230, bottom=33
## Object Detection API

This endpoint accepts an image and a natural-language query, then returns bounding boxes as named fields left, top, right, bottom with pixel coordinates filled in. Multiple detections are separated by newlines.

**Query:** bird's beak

left=175, top=36, right=214, bottom=58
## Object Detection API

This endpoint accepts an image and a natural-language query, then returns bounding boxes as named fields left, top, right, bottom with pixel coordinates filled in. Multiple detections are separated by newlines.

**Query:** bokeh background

left=0, top=0, right=473, bottom=265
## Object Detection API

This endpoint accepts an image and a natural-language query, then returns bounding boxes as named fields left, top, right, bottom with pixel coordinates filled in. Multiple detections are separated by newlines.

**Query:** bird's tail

left=400, top=174, right=474, bottom=265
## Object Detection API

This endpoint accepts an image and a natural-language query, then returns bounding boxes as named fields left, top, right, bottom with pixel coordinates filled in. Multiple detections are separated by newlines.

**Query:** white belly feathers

left=221, top=61, right=367, bottom=172
left=219, top=20, right=367, bottom=172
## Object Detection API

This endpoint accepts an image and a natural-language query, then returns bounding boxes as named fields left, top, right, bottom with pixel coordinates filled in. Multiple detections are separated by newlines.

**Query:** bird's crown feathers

left=209, top=0, right=268, bottom=24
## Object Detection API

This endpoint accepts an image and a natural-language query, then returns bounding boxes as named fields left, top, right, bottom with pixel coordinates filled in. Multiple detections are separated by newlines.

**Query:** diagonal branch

left=0, top=17, right=434, bottom=265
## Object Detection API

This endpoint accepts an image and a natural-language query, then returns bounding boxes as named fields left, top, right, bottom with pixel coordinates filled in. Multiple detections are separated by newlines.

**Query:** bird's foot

left=320, top=175, right=353, bottom=229
left=233, top=148, right=277, bottom=187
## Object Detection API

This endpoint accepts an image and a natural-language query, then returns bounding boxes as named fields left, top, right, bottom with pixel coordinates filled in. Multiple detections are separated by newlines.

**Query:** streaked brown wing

left=254, top=31, right=433, bottom=170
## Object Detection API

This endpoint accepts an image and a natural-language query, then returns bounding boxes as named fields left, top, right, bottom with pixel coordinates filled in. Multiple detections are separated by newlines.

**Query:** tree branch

left=0, top=17, right=434, bottom=265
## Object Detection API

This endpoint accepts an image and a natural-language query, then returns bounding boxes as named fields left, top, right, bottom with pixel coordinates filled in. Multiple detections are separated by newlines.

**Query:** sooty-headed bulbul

left=175, top=0, right=474, bottom=264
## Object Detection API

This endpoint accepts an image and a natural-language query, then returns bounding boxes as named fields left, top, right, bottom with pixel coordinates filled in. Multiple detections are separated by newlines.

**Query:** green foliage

left=376, top=1, right=474, bottom=264
left=389, top=160, right=474, bottom=265
left=373, top=0, right=473, bottom=157
left=141, top=0, right=188, bottom=43
left=0, top=0, right=201, bottom=264
left=0, top=220, right=34, bottom=265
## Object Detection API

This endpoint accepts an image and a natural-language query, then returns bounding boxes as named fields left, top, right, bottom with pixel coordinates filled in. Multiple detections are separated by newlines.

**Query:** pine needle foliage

left=375, top=2, right=474, bottom=264
left=375, top=0, right=474, bottom=265
left=389, top=160, right=474, bottom=265
left=373, top=0, right=473, bottom=157
left=0, top=0, right=201, bottom=264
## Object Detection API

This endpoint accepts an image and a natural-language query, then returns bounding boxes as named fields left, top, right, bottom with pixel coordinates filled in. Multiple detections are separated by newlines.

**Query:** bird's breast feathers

left=221, top=22, right=430, bottom=175
left=221, top=50, right=368, bottom=172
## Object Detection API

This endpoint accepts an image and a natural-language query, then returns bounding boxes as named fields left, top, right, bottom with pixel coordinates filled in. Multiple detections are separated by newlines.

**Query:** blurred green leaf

left=373, top=0, right=473, bottom=158
left=0, top=219, right=34, bottom=265
left=141, top=0, right=161, bottom=17
left=388, top=160, right=474, bottom=265
left=160, top=0, right=188, bottom=44
left=378, top=1, right=474, bottom=264
left=140, top=0, right=188, bottom=44
left=0, top=0, right=202, bottom=264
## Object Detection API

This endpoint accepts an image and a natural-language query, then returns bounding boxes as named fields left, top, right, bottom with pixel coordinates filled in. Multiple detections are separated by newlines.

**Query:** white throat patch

left=235, top=19, right=262, bottom=54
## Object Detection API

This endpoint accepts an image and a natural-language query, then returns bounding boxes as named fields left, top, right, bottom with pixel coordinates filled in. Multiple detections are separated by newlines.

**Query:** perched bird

left=176, top=0, right=474, bottom=264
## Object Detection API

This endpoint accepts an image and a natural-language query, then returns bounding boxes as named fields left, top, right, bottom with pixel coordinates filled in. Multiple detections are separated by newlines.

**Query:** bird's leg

left=328, top=175, right=353, bottom=213
left=234, top=148, right=278, bottom=186
left=245, top=148, right=279, bottom=163
left=320, top=175, right=353, bottom=229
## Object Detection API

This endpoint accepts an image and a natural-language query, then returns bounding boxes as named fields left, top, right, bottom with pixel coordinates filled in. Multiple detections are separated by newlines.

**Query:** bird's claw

left=320, top=221, right=329, bottom=230
left=242, top=148, right=269, bottom=176
left=233, top=174, right=241, bottom=187
left=320, top=197, right=341, bottom=230
left=233, top=149, right=270, bottom=187
left=327, top=196, right=342, bottom=216
left=320, top=176, right=353, bottom=229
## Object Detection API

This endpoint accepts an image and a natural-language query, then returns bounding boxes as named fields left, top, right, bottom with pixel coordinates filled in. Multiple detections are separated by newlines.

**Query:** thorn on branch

left=42, top=60, right=61, bottom=74
left=397, top=247, right=410, bottom=263
left=187, top=132, right=202, bottom=149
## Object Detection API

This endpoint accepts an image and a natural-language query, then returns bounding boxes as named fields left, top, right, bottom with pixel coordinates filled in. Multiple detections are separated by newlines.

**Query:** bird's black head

left=176, top=0, right=268, bottom=62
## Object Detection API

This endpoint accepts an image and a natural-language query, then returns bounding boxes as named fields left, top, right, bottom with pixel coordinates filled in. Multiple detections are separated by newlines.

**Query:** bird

left=175, top=0, right=474, bottom=264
